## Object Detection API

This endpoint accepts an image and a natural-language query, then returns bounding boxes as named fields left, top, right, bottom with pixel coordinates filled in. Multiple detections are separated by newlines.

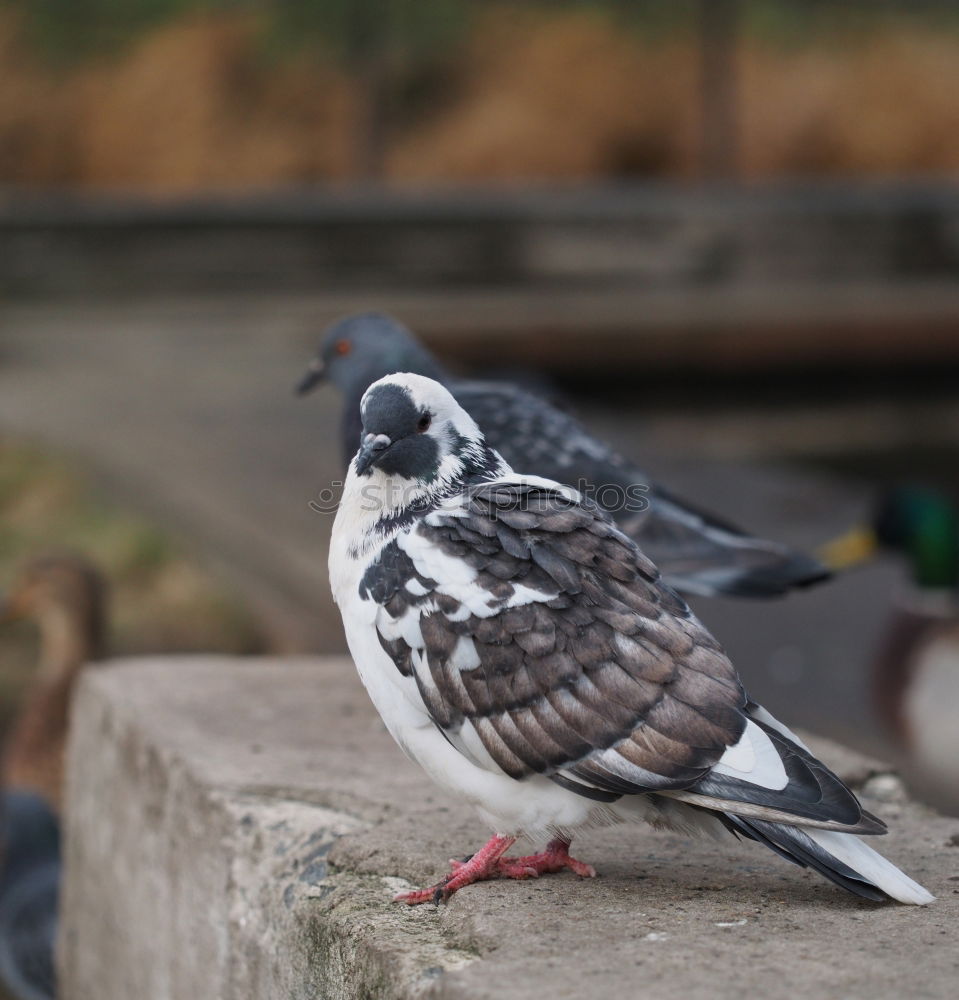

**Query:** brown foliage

left=1, top=9, right=958, bottom=190
left=390, top=9, right=699, bottom=181
left=0, top=14, right=357, bottom=191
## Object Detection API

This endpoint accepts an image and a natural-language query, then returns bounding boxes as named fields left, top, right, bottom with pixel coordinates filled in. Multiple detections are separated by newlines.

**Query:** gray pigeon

left=299, top=312, right=828, bottom=599
left=328, top=373, right=933, bottom=905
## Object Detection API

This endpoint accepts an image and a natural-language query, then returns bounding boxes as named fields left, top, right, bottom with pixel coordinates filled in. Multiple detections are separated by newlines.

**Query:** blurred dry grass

left=0, top=437, right=264, bottom=730
left=0, top=13, right=358, bottom=189
left=0, top=6, right=958, bottom=190
left=739, top=31, right=959, bottom=176
left=389, top=9, right=700, bottom=181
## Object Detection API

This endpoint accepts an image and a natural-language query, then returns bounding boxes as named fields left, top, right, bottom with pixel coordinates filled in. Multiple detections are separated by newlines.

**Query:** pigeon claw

left=392, top=885, right=444, bottom=906
left=392, top=833, right=516, bottom=906
left=567, top=857, right=597, bottom=878
left=497, top=837, right=597, bottom=880
left=391, top=835, right=597, bottom=906
left=495, top=861, right=540, bottom=879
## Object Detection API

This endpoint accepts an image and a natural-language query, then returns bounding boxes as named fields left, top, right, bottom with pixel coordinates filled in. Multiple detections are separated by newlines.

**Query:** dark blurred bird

left=0, top=553, right=107, bottom=1000
left=298, top=312, right=829, bottom=600
left=821, top=486, right=959, bottom=789
left=328, top=373, right=932, bottom=905
left=0, top=794, right=59, bottom=1000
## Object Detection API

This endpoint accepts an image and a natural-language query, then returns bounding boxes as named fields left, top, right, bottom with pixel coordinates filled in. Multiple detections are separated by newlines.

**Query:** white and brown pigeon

left=329, top=373, right=933, bottom=906
left=303, top=312, right=829, bottom=600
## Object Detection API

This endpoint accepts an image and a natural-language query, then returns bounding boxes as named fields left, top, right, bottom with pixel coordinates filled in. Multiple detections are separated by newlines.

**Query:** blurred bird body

left=0, top=792, right=58, bottom=1000
left=876, top=602, right=959, bottom=791
left=824, top=487, right=959, bottom=796
left=0, top=554, right=106, bottom=810
left=302, top=312, right=829, bottom=601
left=329, top=373, right=932, bottom=906
left=0, top=553, right=106, bottom=1000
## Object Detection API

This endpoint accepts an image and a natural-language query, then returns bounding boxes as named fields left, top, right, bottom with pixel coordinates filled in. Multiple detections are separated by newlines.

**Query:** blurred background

left=1, top=0, right=958, bottom=828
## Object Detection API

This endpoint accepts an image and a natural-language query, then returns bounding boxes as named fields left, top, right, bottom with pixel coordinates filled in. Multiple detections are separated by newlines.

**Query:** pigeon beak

left=294, top=357, right=326, bottom=396
left=354, top=433, right=392, bottom=475
left=816, top=525, right=879, bottom=571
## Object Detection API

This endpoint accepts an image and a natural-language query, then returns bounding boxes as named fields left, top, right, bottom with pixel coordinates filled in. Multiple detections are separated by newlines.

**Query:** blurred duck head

left=0, top=553, right=107, bottom=675
left=820, top=486, right=959, bottom=591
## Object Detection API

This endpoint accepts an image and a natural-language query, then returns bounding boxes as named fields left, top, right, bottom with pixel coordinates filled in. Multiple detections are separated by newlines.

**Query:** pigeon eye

left=417, top=413, right=432, bottom=433
left=335, top=339, right=351, bottom=356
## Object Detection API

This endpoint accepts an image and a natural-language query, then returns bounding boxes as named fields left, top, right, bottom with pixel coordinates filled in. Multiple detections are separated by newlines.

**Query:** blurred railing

left=3, top=181, right=958, bottom=372
left=2, top=181, right=957, bottom=293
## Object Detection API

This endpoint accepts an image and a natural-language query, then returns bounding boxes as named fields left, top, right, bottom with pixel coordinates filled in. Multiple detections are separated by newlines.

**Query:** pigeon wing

left=365, top=481, right=747, bottom=794
left=454, top=382, right=828, bottom=598
left=624, top=484, right=830, bottom=599
left=362, top=481, right=877, bottom=832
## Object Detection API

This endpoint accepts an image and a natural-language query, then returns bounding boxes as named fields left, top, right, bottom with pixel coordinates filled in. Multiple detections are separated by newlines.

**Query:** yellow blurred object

left=816, top=526, right=879, bottom=571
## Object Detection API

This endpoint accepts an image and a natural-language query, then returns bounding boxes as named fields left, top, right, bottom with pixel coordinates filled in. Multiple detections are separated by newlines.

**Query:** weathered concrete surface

left=61, top=657, right=959, bottom=1000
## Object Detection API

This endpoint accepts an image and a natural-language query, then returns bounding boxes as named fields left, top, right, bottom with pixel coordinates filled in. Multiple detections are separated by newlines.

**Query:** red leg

left=496, top=837, right=597, bottom=879
left=393, top=834, right=516, bottom=905
left=393, top=836, right=596, bottom=905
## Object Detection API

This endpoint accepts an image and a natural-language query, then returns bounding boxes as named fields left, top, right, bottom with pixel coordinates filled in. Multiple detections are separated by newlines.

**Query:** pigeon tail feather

left=686, top=550, right=831, bottom=599
left=727, top=815, right=934, bottom=905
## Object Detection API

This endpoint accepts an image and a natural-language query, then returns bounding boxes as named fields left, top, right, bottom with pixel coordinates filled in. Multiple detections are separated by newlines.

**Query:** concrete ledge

left=61, top=657, right=959, bottom=1000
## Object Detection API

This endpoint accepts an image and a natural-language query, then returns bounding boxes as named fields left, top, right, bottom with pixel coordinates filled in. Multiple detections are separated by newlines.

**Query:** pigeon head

left=296, top=312, right=445, bottom=398
left=354, top=373, right=493, bottom=488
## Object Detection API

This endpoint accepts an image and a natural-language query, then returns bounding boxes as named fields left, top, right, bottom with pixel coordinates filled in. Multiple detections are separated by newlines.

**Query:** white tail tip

left=808, top=829, right=935, bottom=905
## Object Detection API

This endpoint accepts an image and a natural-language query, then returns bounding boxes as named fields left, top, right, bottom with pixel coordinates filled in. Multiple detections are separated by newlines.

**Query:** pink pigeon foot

left=393, top=835, right=596, bottom=906
left=495, top=837, right=597, bottom=879
left=393, top=834, right=517, bottom=905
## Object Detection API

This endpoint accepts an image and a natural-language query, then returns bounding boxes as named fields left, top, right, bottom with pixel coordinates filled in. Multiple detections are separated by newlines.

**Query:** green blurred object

left=873, top=486, right=959, bottom=590
left=819, top=485, right=959, bottom=589
left=6, top=0, right=198, bottom=60
left=11, top=0, right=959, bottom=63
left=7, top=0, right=473, bottom=61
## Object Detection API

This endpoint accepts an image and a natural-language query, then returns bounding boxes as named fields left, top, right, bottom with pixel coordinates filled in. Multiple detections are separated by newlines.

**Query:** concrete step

left=61, top=656, right=958, bottom=1000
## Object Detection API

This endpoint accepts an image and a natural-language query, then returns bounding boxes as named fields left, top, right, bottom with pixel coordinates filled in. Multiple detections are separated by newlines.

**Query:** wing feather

left=453, top=380, right=829, bottom=598
left=358, top=479, right=875, bottom=832
left=371, top=481, right=746, bottom=792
